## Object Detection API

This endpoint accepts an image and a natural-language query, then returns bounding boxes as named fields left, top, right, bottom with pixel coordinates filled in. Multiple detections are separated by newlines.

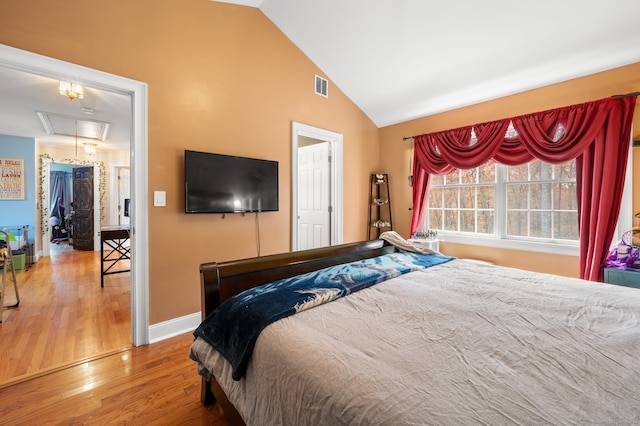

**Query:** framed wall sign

left=0, top=158, right=25, bottom=200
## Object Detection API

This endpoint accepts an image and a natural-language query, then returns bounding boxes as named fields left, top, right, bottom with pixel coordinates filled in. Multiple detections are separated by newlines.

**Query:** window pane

left=478, top=162, right=495, bottom=183
left=477, top=185, right=494, bottom=209
left=530, top=211, right=552, bottom=238
left=508, top=163, right=529, bottom=182
left=444, top=210, right=458, bottom=231
left=539, top=162, right=552, bottom=180
left=430, top=174, right=444, bottom=186
left=443, top=171, right=458, bottom=185
left=478, top=210, right=493, bottom=234
left=460, top=211, right=475, bottom=232
left=429, top=188, right=443, bottom=208
left=507, top=211, right=528, bottom=236
left=529, top=160, right=552, bottom=181
left=554, top=159, right=576, bottom=180
left=506, top=184, right=528, bottom=209
left=553, top=183, right=576, bottom=210
left=553, top=123, right=566, bottom=142
left=529, top=183, right=552, bottom=210
left=529, top=160, right=540, bottom=181
left=460, top=168, right=477, bottom=184
left=429, top=209, right=442, bottom=230
left=459, top=187, right=475, bottom=209
left=443, top=188, right=458, bottom=208
left=554, top=211, right=578, bottom=240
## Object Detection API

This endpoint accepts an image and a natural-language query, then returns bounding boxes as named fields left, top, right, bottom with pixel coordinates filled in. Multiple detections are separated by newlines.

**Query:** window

left=429, top=162, right=496, bottom=235
left=505, top=160, right=578, bottom=240
left=426, top=158, right=578, bottom=251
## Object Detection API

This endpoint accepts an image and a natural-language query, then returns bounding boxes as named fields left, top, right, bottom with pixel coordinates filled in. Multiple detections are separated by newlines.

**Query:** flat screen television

left=184, top=150, right=279, bottom=214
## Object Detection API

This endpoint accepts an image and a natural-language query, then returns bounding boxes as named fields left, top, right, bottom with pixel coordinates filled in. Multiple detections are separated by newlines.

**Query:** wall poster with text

left=0, top=158, right=25, bottom=200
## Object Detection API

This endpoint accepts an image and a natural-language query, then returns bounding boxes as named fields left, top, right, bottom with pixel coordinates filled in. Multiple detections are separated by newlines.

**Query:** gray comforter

left=190, top=259, right=640, bottom=425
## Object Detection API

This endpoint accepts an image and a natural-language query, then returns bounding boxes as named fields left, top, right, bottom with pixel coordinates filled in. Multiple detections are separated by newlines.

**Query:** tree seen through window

left=427, top=159, right=578, bottom=242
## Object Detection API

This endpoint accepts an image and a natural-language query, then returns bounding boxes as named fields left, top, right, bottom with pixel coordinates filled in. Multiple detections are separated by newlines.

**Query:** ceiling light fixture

left=59, top=81, right=84, bottom=100
left=83, top=143, right=97, bottom=155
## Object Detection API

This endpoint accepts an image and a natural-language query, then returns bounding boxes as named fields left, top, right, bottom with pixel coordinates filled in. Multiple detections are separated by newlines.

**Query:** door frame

left=0, top=44, right=149, bottom=346
left=291, top=122, right=343, bottom=251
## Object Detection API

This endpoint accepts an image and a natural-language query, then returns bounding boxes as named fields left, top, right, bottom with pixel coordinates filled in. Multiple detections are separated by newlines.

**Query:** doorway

left=291, top=122, right=343, bottom=251
left=48, top=163, right=74, bottom=248
left=112, top=164, right=131, bottom=227
left=42, top=159, right=101, bottom=256
left=0, top=44, right=149, bottom=345
left=297, top=140, right=331, bottom=249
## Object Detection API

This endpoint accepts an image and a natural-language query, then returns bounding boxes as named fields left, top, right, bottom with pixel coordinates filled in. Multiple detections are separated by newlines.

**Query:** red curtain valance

left=410, top=96, right=637, bottom=281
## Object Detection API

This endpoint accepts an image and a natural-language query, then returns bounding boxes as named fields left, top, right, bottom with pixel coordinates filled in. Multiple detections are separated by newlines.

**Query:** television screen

left=184, top=150, right=279, bottom=214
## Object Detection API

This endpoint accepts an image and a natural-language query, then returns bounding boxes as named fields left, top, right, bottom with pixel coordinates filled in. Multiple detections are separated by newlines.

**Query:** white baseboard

left=148, top=311, right=201, bottom=344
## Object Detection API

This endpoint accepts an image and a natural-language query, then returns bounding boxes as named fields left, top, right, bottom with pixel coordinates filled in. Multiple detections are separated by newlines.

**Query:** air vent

left=314, top=75, right=328, bottom=98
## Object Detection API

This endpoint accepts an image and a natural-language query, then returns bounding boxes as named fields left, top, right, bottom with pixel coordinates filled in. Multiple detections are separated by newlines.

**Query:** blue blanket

left=194, top=252, right=454, bottom=380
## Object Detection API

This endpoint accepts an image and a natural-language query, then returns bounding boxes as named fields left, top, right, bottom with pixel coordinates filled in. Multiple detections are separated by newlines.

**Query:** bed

left=189, top=238, right=640, bottom=425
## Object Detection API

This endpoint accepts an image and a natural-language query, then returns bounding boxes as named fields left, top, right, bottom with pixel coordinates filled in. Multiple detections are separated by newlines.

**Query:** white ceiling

left=221, top=0, right=640, bottom=127
left=2, top=0, right=639, bottom=151
left=0, top=66, right=131, bottom=152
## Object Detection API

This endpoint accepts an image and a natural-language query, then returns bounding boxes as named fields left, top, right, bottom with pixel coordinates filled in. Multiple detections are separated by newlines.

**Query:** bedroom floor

left=0, top=332, right=232, bottom=424
left=0, top=252, right=233, bottom=424
left=0, top=249, right=131, bottom=383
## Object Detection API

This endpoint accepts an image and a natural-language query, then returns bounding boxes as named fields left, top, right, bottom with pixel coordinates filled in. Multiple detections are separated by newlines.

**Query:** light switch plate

left=154, top=191, right=166, bottom=207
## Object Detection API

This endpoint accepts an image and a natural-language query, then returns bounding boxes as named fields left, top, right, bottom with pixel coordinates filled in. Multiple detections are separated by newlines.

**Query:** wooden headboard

left=199, top=239, right=397, bottom=319
left=197, top=239, right=397, bottom=417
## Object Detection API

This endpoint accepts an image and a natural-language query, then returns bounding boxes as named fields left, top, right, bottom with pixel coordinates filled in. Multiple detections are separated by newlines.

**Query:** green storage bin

left=5, top=253, right=25, bottom=271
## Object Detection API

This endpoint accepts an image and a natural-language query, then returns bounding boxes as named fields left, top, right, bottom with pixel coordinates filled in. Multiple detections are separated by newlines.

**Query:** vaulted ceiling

left=2, top=1, right=639, bottom=152
left=218, top=0, right=640, bottom=127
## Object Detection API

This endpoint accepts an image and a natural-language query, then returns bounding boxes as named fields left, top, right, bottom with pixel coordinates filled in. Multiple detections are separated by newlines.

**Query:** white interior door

left=291, top=121, right=343, bottom=252
left=297, top=142, right=331, bottom=250
left=117, top=166, right=131, bottom=226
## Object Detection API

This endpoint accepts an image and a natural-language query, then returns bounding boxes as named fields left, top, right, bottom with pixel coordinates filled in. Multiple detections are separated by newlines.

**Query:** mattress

left=190, top=259, right=640, bottom=425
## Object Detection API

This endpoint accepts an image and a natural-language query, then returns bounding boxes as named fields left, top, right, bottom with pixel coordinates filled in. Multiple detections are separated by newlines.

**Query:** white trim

left=212, top=0, right=263, bottom=7
left=614, top=133, right=634, bottom=244
left=291, top=122, right=343, bottom=250
left=0, top=44, right=150, bottom=346
left=439, top=232, right=579, bottom=256
left=41, top=158, right=51, bottom=257
left=148, top=312, right=201, bottom=344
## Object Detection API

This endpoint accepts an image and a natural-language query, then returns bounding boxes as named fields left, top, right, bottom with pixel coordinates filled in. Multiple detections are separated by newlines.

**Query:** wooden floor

left=0, top=246, right=231, bottom=424
left=0, top=245, right=131, bottom=383
left=0, top=332, right=231, bottom=425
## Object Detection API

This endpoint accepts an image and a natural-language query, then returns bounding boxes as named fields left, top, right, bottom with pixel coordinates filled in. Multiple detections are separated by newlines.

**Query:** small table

left=100, top=225, right=131, bottom=287
left=603, top=267, right=640, bottom=289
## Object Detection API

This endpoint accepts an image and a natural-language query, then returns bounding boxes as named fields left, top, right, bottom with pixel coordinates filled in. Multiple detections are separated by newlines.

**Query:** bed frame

left=197, top=239, right=397, bottom=423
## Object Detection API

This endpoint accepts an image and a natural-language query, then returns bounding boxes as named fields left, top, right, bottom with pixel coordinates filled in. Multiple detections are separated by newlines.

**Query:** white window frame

left=424, top=139, right=633, bottom=257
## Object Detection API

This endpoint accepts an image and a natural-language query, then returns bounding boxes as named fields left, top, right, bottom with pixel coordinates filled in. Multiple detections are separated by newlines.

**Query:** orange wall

left=0, top=0, right=379, bottom=324
left=3, top=1, right=639, bottom=322
left=380, top=63, right=640, bottom=277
